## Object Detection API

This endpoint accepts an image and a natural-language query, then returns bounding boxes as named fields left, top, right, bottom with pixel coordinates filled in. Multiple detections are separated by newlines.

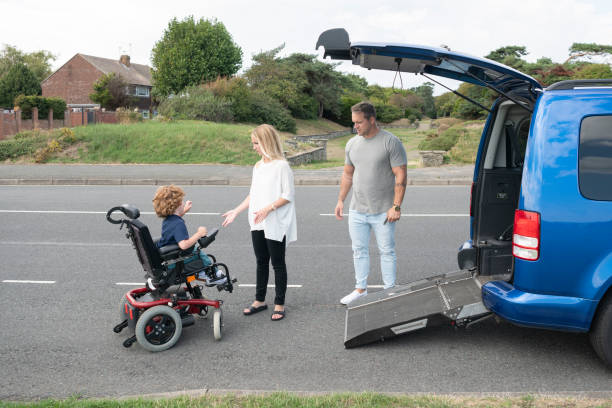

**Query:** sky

left=2, top=0, right=611, bottom=94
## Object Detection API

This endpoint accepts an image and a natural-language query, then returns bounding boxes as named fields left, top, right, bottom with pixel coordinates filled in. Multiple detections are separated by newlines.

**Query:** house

left=41, top=54, right=153, bottom=117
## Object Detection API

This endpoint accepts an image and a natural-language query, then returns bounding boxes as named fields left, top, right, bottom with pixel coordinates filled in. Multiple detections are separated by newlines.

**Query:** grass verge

left=2, top=392, right=611, bottom=408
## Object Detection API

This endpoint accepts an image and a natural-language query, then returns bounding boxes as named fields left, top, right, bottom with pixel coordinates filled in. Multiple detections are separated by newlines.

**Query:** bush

left=0, top=131, right=48, bottom=160
left=158, top=86, right=233, bottom=122
left=14, top=95, right=66, bottom=119
left=418, top=127, right=466, bottom=151
left=374, top=103, right=404, bottom=123
left=116, top=108, right=143, bottom=124
left=249, top=91, right=296, bottom=133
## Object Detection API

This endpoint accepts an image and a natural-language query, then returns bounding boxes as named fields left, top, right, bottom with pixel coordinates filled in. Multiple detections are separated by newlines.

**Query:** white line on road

left=320, top=213, right=469, bottom=217
left=238, top=284, right=303, bottom=288
left=0, top=210, right=220, bottom=215
left=116, top=282, right=145, bottom=286
left=2, top=280, right=56, bottom=284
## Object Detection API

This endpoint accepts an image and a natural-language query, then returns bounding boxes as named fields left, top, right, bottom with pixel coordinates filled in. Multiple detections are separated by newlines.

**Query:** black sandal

left=271, top=310, right=286, bottom=321
left=243, top=304, right=268, bottom=316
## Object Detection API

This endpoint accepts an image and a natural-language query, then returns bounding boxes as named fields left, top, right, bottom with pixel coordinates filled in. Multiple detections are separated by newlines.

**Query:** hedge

left=14, top=95, right=66, bottom=120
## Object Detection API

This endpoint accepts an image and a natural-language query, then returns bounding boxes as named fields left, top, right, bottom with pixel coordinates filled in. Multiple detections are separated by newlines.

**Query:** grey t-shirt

left=345, top=128, right=407, bottom=214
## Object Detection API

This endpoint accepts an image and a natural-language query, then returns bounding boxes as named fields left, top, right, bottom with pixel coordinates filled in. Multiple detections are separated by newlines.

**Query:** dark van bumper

left=482, top=280, right=596, bottom=332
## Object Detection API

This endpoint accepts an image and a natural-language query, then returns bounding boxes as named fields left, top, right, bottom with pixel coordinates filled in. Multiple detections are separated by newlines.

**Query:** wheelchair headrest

left=106, top=204, right=140, bottom=224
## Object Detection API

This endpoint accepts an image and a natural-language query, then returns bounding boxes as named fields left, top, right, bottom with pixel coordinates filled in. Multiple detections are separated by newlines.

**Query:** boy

left=152, top=185, right=226, bottom=286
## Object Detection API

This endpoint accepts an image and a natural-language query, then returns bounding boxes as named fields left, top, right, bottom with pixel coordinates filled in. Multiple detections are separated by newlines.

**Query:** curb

left=0, top=178, right=472, bottom=186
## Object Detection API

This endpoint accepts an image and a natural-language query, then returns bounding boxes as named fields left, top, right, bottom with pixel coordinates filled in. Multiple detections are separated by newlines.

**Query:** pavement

left=0, top=163, right=474, bottom=186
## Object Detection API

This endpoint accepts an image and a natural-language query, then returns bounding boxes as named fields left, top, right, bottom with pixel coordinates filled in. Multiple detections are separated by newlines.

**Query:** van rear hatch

left=316, top=28, right=541, bottom=97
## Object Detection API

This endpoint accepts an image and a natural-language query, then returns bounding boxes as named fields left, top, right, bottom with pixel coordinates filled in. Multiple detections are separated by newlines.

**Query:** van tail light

left=513, top=209, right=540, bottom=261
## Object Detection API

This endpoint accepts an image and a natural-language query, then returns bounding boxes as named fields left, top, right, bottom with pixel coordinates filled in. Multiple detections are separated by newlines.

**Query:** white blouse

left=248, top=159, right=297, bottom=244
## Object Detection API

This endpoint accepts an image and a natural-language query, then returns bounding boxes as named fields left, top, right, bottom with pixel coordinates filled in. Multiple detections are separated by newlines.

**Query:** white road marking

left=367, top=285, right=385, bottom=288
left=0, top=210, right=220, bottom=215
left=115, top=282, right=145, bottom=286
left=2, top=280, right=56, bottom=284
left=0, top=210, right=466, bottom=217
left=320, top=213, right=468, bottom=217
left=238, top=284, right=303, bottom=288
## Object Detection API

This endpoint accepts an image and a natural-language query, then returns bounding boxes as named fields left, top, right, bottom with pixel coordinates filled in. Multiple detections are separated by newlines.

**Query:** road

left=0, top=185, right=610, bottom=400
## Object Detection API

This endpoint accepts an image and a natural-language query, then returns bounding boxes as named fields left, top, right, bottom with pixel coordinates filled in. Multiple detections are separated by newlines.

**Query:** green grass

left=1, top=119, right=483, bottom=167
left=2, top=392, right=611, bottom=408
left=65, top=121, right=259, bottom=165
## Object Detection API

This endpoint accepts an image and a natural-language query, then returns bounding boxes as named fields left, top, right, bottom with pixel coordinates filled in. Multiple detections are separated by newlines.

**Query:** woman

left=222, top=124, right=297, bottom=321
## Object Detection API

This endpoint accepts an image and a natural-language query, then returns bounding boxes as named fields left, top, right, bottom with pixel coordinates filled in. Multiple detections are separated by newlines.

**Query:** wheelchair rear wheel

left=135, top=305, right=183, bottom=352
left=213, top=309, right=223, bottom=341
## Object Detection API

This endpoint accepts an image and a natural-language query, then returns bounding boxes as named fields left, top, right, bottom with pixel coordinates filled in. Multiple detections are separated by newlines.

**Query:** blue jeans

left=348, top=210, right=397, bottom=290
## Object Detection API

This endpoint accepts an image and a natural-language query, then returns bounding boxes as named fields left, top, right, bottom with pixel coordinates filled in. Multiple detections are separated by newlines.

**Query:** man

left=335, top=102, right=407, bottom=305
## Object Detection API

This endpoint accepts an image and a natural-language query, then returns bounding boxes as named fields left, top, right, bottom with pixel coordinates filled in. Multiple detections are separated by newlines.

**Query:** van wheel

left=590, top=294, right=612, bottom=368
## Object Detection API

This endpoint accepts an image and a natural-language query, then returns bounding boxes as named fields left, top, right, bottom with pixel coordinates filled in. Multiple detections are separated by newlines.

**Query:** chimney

left=119, top=55, right=131, bottom=67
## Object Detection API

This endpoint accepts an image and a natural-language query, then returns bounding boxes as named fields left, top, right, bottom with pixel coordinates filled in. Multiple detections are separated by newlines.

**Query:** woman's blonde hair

left=152, top=185, right=184, bottom=217
left=252, top=124, right=285, bottom=161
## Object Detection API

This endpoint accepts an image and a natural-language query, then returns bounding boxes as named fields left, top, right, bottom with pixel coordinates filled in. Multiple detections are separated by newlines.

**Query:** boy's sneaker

left=200, top=269, right=227, bottom=286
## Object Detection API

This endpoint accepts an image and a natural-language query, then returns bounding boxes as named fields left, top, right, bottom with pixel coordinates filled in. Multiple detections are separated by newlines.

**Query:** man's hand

left=386, top=206, right=401, bottom=224
left=334, top=201, right=344, bottom=220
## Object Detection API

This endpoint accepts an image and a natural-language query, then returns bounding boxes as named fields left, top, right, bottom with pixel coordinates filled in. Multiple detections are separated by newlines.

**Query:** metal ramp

left=344, top=270, right=489, bottom=348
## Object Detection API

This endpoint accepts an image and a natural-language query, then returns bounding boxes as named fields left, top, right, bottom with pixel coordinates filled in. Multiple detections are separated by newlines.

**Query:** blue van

left=317, top=28, right=612, bottom=367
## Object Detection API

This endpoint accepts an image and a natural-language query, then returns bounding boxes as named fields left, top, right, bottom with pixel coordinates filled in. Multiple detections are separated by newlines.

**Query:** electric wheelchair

left=107, top=204, right=236, bottom=352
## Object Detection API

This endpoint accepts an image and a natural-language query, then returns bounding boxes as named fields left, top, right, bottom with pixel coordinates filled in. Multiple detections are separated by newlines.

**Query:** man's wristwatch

left=393, top=203, right=401, bottom=212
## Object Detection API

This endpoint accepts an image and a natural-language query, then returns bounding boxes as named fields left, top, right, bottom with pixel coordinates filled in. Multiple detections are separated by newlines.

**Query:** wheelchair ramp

left=344, top=270, right=488, bottom=348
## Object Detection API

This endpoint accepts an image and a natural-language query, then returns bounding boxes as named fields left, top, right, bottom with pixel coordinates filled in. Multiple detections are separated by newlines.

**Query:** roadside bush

left=248, top=91, right=296, bottom=133
left=418, top=127, right=466, bottom=151
left=158, top=86, right=233, bottom=122
left=14, top=95, right=66, bottom=119
left=0, top=131, right=48, bottom=160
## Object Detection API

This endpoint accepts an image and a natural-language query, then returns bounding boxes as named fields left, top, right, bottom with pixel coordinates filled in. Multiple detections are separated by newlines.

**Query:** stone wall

left=286, top=147, right=326, bottom=165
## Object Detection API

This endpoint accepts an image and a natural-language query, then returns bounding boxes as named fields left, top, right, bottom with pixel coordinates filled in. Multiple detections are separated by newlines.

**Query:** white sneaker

left=340, top=289, right=367, bottom=305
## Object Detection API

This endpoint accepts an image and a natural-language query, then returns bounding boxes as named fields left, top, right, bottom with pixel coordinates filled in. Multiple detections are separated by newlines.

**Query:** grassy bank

left=2, top=392, right=611, bottom=408
left=0, top=119, right=348, bottom=165
left=0, top=118, right=483, bottom=167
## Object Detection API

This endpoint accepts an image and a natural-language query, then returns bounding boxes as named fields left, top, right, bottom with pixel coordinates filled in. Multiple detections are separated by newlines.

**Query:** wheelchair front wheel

left=213, top=309, right=223, bottom=341
left=135, top=305, right=183, bottom=352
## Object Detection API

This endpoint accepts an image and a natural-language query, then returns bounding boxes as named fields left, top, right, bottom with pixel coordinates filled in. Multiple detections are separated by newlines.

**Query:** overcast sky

left=2, top=0, right=611, bottom=93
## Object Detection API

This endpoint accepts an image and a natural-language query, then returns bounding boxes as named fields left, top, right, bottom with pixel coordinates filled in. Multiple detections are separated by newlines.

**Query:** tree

left=413, top=82, right=436, bottom=118
left=151, top=17, right=242, bottom=98
left=0, top=45, right=56, bottom=82
left=0, top=62, right=41, bottom=107
left=566, top=43, right=612, bottom=64
left=89, top=73, right=133, bottom=110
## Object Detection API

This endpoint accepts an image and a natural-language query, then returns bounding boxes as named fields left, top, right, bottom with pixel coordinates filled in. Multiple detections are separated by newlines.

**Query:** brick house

left=41, top=54, right=153, bottom=117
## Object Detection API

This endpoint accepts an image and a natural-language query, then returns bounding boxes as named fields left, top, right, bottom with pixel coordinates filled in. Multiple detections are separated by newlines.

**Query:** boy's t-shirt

left=157, top=214, right=189, bottom=248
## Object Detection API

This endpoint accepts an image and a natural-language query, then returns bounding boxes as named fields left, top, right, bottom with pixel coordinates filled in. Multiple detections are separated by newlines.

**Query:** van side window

left=579, top=115, right=612, bottom=200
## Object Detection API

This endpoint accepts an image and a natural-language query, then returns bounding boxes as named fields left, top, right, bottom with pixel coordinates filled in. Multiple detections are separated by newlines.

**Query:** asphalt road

left=0, top=185, right=610, bottom=400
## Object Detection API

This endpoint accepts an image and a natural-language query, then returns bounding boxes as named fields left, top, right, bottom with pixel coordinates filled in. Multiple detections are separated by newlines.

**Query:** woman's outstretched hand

left=222, top=209, right=238, bottom=227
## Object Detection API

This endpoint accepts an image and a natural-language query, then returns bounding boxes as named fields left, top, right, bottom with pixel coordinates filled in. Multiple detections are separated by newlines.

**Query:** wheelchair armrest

left=158, top=244, right=181, bottom=260
left=198, top=228, right=219, bottom=248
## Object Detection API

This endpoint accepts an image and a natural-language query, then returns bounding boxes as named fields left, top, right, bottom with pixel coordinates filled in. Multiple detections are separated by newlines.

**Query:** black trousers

left=251, top=230, right=287, bottom=305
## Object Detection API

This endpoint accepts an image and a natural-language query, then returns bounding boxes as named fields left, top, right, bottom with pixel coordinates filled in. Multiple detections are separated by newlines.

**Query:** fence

left=0, top=108, right=118, bottom=139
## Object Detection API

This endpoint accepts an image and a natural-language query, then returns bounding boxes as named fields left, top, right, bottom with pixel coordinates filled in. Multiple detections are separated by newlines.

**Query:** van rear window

left=579, top=115, right=612, bottom=200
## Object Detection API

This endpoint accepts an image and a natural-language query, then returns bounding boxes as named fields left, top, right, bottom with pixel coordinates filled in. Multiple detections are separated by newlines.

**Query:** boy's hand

left=183, top=200, right=193, bottom=214
left=197, top=226, right=207, bottom=238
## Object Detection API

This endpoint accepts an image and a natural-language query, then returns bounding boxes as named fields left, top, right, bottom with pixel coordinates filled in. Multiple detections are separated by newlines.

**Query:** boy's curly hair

left=152, top=185, right=184, bottom=217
